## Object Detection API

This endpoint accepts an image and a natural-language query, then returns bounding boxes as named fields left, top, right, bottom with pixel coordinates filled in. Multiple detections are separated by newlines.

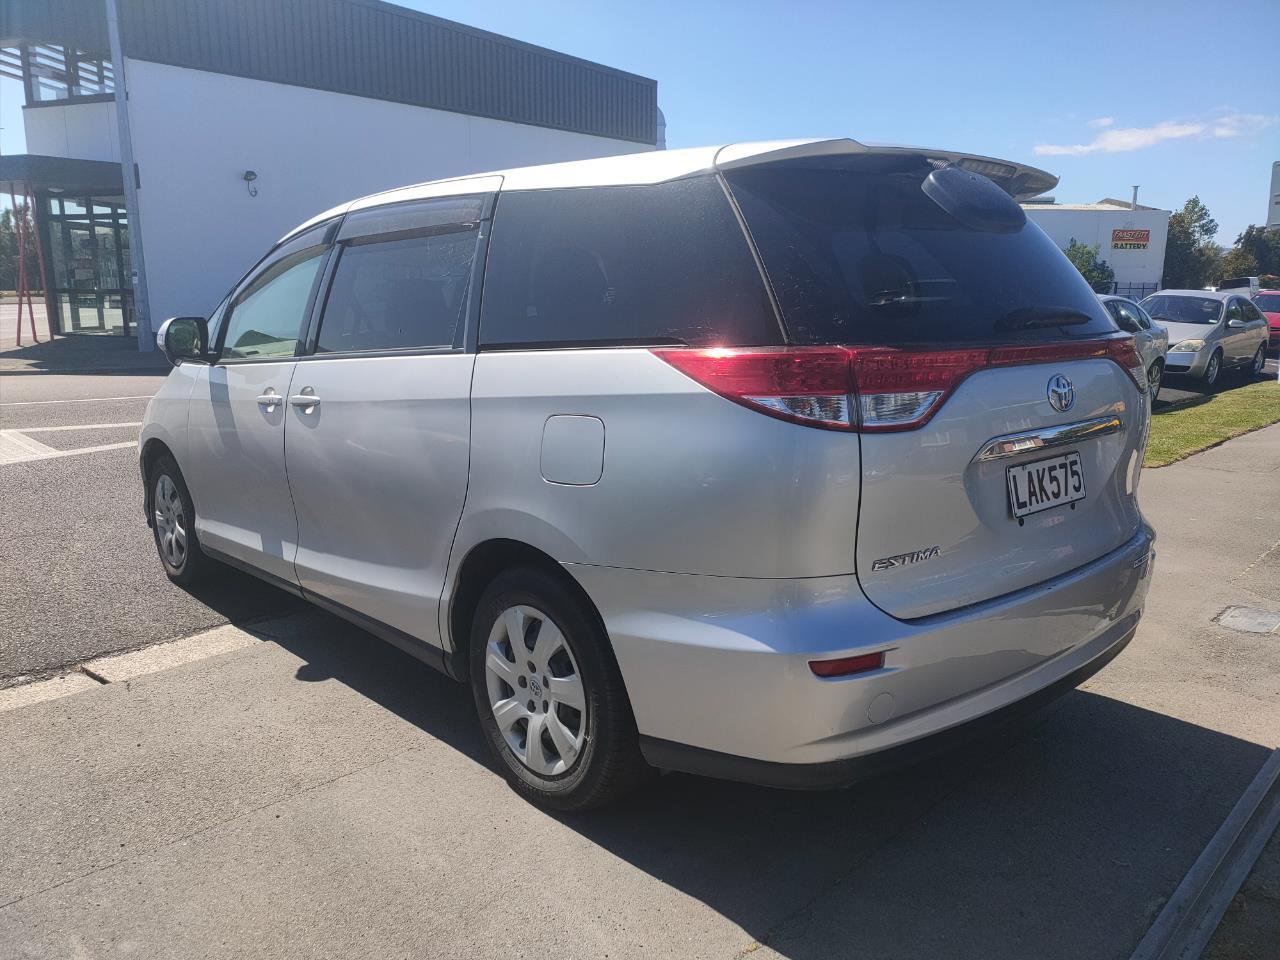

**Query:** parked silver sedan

left=1098, top=295, right=1169, bottom=394
left=1139, top=290, right=1269, bottom=386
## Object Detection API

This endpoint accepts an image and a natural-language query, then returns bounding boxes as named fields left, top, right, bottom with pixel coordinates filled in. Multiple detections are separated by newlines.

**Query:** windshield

left=722, top=155, right=1117, bottom=346
left=1139, top=295, right=1223, bottom=325
left=1254, top=294, right=1280, bottom=313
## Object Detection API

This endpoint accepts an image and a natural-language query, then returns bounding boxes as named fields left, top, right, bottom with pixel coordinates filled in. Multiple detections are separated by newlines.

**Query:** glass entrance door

left=43, top=194, right=133, bottom=336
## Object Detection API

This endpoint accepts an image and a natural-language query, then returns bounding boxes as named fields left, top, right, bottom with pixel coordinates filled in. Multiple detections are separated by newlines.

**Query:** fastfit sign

left=1111, top=228, right=1150, bottom=250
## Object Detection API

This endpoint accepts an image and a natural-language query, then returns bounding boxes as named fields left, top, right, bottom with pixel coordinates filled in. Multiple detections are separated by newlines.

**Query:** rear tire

left=1147, top=360, right=1163, bottom=396
left=149, top=455, right=211, bottom=585
left=469, top=567, right=651, bottom=811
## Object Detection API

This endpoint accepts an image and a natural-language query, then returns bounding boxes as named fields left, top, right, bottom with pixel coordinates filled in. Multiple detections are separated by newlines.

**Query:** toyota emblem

left=1047, top=374, right=1075, bottom=413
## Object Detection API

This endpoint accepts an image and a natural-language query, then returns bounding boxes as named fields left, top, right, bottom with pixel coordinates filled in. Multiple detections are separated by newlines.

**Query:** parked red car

left=1254, top=290, right=1280, bottom=349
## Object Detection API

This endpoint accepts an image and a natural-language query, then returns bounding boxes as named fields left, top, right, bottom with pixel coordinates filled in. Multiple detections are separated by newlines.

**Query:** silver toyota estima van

left=141, top=139, right=1155, bottom=810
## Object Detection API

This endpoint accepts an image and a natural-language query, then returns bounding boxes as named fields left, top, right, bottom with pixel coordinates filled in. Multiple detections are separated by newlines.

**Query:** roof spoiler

left=715, top=138, right=1059, bottom=201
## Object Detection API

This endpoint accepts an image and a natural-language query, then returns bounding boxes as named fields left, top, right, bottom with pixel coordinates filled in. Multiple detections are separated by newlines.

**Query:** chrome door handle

left=256, top=389, right=281, bottom=411
left=289, top=388, right=320, bottom=411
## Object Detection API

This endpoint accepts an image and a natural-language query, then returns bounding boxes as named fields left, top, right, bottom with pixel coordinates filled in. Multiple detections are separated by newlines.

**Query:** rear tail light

left=653, top=336, right=1146, bottom=433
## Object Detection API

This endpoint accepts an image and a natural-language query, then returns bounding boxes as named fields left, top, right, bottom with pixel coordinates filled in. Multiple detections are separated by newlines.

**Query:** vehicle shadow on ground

left=267, top=624, right=1272, bottom=960
left=1154, top=364, right=1277, bottom=410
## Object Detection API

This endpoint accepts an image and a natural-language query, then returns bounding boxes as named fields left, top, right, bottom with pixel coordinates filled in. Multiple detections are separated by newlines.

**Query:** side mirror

left=1226, top=318, right=1246, bottom=329
left=157, top=316, right=209, bottom=365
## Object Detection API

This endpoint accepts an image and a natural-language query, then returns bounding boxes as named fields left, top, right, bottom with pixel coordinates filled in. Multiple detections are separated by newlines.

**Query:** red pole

left=24, top=185, right=47, bottom=342
left=9, top=186, right=23, bottom=346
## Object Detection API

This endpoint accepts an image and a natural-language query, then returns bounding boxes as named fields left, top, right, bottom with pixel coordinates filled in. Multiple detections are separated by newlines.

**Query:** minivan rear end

left=460, top=142, right=1154, bottom=786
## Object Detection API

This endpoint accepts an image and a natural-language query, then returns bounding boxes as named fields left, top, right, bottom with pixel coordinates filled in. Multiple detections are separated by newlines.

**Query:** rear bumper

left=567, top=524, right=1154, bottom=780
left=639, top=623, right=1134, bottom=789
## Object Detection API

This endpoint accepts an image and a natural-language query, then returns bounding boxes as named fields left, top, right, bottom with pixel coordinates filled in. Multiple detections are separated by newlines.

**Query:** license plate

left=1006, top=452, right=1085, bottom=519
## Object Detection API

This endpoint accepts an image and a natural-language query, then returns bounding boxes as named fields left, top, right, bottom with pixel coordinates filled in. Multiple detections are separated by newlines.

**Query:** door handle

left=256, top=389, right=281, bottom=411
left=289, top=388, right=320, bottom=412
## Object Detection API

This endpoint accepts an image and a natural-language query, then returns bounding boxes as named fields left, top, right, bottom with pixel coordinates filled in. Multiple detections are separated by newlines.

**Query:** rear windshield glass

left=1139, top=295, right=1223, bottom=326
left=723, top=155, right=1119, bottom=346
left=480, top=176, right=780, bottom=349
left=1254, top=294, right=1280, bottom=313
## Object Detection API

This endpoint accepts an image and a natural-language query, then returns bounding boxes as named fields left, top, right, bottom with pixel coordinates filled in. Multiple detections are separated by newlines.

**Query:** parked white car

left=1098, top=295, right=1169, bottom=394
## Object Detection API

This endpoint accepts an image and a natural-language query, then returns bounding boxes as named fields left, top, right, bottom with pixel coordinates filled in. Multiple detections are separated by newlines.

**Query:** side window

left=1225, top=299, right=1244, bottom=323
left=1242, top=301, right=1265, bottom=323
left=315, top=228, right=478, bottom=354
left=220, top=225, right=331, bottom=361
left=1108, top=301, right=1141, bottom=333
left=479, top=176, right=780, bottom=348
left=204, top=293, right=231, bottom=347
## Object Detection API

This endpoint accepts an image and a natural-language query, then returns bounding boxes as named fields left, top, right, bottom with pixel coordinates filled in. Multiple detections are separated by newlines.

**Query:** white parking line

left=0, top=421, right=141, bottom=464
left=0, top=395, right=153, bottom=406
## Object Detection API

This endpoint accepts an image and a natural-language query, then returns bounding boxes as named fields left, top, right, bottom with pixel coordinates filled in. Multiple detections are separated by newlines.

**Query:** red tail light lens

left=809, top=651, right=885, bottom=678
left=653, top=335, right=1145, bottom=433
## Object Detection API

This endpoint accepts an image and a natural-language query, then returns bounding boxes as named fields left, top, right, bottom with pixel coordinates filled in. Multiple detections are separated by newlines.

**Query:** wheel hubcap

left=1207, top=355, right=1219, bottom=383
left=1254, top=348, right=1265, bottom=374
left=484, top=604, right=587, bottom=776
left=153, top=474, right=187, bottom=570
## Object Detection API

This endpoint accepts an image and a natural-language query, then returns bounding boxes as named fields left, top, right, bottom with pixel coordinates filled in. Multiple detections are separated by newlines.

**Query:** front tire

left=1203, top=349, right=1222, bottom=387
left=149, top=455, right=210, bottom=585
left=1147, top=360, right=1163, bottom=396
left=469, top=567, right=650, bottom=811
left=1248, top=344, right=1266, bottom=377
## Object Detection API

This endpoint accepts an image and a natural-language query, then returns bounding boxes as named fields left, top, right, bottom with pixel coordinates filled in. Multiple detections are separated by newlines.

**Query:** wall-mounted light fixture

left=242, top=170, right=258, bottom=197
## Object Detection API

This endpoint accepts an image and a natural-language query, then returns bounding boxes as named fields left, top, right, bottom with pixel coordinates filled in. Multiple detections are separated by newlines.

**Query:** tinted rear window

left=1140, top=295, right=1223, bottom=325
left=723, top=155, right=1118, bottom=346
left=479, top=176, right=780, bottom=348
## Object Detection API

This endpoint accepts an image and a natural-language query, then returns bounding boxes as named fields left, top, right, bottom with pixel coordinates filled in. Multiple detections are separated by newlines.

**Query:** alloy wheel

left=484, top=604, right=587, bottom=777
left=1204, top=352, right=1220, bottom=386
left=1147, top=362, right=1162, bottom=396
left=153, top=474, right=187, bottom=571
left=1252, top=345, right=1265, bottom=376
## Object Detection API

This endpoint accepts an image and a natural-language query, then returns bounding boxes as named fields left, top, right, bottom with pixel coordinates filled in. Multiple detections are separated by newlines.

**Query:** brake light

left=653, top=336, right=1145, bottom=433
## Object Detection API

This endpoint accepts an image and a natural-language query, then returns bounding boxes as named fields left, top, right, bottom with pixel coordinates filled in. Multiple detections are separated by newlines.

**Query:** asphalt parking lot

left=1, top=351, right=1278, bottom=958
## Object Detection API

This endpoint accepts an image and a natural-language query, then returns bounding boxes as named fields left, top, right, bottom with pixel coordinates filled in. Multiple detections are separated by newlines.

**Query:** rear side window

left=723, top=155, right=1118, bottom=346
left=316, top=230, right=477, bottom=354
left=479, top=176, right=780, bottom=348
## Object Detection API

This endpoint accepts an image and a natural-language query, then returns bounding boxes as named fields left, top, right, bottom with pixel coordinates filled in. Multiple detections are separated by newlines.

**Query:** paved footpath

left=1, top=426, right=1278, bottom=960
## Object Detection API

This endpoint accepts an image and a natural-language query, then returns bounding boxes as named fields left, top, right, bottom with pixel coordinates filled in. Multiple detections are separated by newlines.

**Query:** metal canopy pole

left=104, top=0, right=153, bottom=350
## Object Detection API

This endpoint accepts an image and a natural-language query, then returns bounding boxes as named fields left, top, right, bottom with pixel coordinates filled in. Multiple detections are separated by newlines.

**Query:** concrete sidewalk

left=1, top=425, right=1278, bottom=960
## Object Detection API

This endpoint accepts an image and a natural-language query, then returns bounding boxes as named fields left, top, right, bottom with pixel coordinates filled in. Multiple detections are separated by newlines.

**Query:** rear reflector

left=809, top=651, right=885, bottom=678
left=653, top=336, right=1146, bottom=433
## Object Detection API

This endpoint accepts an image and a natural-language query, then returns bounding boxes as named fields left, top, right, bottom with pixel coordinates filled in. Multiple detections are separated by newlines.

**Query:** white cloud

left=1034, top=112, right=1273, bottom=156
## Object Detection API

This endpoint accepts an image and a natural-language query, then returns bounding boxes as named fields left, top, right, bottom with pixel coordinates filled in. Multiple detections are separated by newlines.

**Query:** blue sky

left=2, top=0, right=1276, bottom=242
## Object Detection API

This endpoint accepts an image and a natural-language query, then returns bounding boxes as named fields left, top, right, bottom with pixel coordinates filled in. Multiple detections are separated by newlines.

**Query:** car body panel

left=285, top=353, right=475, bottom=644
left=855, top=358, right=1145, bottom=619
left=185, top=360, right=302, bottom=583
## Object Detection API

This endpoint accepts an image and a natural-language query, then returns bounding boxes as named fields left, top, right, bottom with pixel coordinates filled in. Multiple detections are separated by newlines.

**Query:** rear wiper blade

left=996, top=307, right=1093, bottom=331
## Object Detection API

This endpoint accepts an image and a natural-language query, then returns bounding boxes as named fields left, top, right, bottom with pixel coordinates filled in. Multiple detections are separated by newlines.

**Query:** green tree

left=0, top=204, right=42, bottom=293
left=1163, top=196, right=1220, bottom=289
left=1229, top=225, right=1280, bottom=277
left=1064, top=238, right=1116, bottom=291
left=1218, top=246, right=1259, bottom=280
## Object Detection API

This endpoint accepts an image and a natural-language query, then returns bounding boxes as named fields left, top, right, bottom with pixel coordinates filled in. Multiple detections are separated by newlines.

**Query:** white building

left=0, top=0, right=660, bottom=349
left=1022, top=197, right=1171, bottom=299
left=1268, top=161, right=1280, bottom=230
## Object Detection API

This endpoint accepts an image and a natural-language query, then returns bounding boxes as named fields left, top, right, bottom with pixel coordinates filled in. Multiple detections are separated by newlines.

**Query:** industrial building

left=1022, top=195, right=1171, bottom=300
left=0, top=0, right=660, bottom=350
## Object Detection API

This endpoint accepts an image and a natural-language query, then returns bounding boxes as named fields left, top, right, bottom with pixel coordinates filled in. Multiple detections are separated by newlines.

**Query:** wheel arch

left=445, top=538, right=612, bottom=684
left=140, top=437, right=178, bottom=526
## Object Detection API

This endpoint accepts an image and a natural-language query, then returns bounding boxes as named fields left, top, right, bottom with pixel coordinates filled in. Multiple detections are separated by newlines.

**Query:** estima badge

left=1047, top=374, right=1075, bottom=413
left=871, top=545, right=941, bottom=571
